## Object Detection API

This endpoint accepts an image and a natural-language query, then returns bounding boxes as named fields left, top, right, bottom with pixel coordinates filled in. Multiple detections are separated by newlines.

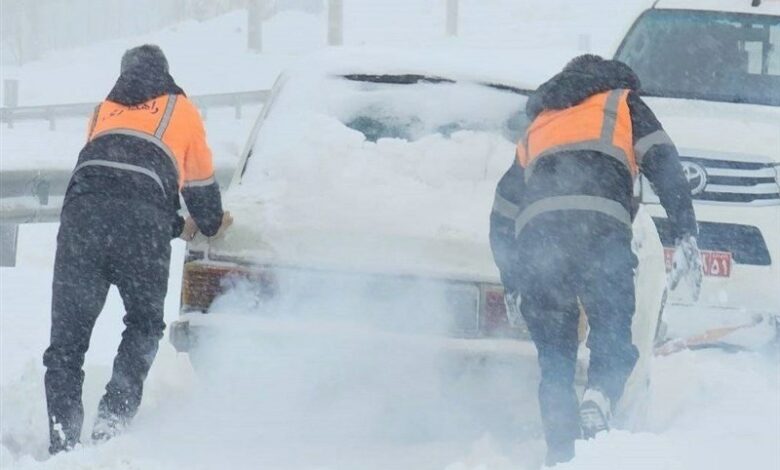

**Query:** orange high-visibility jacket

left=516, top=89, right=638, bottom=179
left=87, top=93, right=214, bottom=190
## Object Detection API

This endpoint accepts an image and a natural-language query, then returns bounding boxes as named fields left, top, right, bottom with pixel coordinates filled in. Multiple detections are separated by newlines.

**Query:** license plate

left=663, top=248, right=732, bottom=277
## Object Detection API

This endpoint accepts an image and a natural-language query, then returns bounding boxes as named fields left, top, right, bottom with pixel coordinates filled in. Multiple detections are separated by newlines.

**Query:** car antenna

left=751, top=0, right=760, bottom=6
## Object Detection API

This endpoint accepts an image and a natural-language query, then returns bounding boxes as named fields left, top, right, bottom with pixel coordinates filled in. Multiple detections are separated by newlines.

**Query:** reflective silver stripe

left=534, top=141, right=629, bottom=167
left=491, top=192, right=521, bottom=219
left=155, top=94, right=178, bottom=138
left=73, top=159, right=166, bottom=196
left=525, top=140, right=630, bottom=181
left=183, top=175, right=216, bottom=188
left=634, top=130, right=673, bottom=165
left=514, top=195, right=631, bottom=237
left=600, top=89, right=623, bottom=141
left=92, top=128, right=180, bottom=176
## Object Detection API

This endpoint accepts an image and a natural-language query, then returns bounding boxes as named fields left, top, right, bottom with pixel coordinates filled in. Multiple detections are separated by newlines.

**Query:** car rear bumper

left=169, top=313, right=538, bottom=358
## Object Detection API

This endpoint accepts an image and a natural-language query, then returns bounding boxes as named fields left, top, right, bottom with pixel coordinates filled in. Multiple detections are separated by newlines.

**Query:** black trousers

left=514, top=212, right=639, bottom=455
left=43, top=195, right=171, bottom=453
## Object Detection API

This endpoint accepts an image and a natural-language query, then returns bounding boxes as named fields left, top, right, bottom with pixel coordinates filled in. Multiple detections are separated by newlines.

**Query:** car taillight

left=479, top=283, right=530, bottom=339
left=180, top=262, right=276, bottom=313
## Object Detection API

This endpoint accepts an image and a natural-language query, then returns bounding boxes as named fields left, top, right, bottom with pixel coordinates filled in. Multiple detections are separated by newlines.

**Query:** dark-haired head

left=563, top=54, right=605, bottom=72
left=120, top=44, right=169, bottom=75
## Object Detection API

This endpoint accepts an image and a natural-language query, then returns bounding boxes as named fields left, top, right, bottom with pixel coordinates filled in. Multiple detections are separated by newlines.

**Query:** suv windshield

left=616, top=9, right=780, bottom=105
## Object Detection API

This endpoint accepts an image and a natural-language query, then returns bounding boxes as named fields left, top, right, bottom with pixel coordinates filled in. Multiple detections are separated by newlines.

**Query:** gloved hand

left=211, top=211, right=234, bottom=239
left=179, top=212, right=233, bottom=241
left=668, top=235, right=703, bottom=301
left=179, top=216, right=199, bottom=241
left=504, top=288, right=523, bottom=327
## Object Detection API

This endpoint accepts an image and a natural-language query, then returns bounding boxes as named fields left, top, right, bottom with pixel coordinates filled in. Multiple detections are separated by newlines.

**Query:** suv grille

left=678, top=155, right=780, bottom=204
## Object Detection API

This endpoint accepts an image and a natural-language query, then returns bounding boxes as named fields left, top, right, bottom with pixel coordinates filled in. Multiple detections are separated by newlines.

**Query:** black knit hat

left=120, top=44, right=169, bottom=75
left=563, top=54, right=605, bottom=72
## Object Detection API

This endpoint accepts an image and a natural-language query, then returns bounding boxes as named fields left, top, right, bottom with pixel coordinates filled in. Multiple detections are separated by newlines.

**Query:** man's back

left=488, top=55, right=700, bottom=466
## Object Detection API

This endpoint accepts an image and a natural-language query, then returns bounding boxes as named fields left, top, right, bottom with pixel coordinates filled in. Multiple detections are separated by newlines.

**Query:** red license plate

left=664, top=248, right=732, bottom=277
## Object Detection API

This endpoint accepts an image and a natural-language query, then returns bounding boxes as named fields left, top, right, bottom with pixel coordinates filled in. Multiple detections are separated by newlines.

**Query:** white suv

left=614, top=0, right=780, bottom=341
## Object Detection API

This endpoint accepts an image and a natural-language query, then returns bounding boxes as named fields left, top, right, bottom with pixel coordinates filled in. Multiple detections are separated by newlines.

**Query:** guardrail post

left=31, top=176, right=51, bottom=205
left=4, top=79, right=19, bottom=129
left=328, top=0, right=343, bottom=46
left=0, top=224, right=19, bottom=267
left=446, top=0, right=459, bottom=37
left=47, top=107, right=56, bottom=131
left=578, top=33, right=591, bottom=52
left=247, top=0, right=265, bottom=52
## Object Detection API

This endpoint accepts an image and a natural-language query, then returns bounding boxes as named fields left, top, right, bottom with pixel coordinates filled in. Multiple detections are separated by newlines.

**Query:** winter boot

left=579, top=388, right=611, bottom=439
left=91, top=409, right=126, bottom=443
left=545, top=439, right=575, bottom=467
left=48, top=416, right=80, bottom=455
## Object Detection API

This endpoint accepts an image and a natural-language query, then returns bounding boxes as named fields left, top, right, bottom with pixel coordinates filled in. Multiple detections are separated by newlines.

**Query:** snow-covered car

left=168, top=51, right=666, bottom=421
left=614, top=0, right=780, bottom=341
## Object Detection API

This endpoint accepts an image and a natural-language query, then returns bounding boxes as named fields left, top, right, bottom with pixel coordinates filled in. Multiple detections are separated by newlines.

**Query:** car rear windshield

left=338, top=74, right=529, bottom=144
left=241, top=73, right=530, bottom=180
left=616, top=9, right=780, bottom=106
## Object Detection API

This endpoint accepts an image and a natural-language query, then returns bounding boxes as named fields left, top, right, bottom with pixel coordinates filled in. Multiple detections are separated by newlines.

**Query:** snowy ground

left=2, top=1, right=780, bottom=469
left=2, top=224, right=778, bottom=470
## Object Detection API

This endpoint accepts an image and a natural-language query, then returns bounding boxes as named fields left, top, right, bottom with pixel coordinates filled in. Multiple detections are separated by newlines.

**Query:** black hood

left=106, top=68, right=185, bottom=106
left=526, top=56, right=640, bottom=120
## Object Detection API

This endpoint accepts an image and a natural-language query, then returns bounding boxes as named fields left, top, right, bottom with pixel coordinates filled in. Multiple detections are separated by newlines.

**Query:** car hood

left=643, top=97, right=780, bottom=162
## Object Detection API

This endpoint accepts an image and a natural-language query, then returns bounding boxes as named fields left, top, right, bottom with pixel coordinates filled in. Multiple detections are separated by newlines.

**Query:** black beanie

left=563, top=54, right=605, bottom=72
left=120, top=44, right=169, bottom=75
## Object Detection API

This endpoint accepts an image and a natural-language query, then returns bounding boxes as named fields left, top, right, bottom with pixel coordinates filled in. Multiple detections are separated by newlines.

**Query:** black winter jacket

left=64, top=68, right=223, bottom=238
left=490, top=58, right=697, bottom=286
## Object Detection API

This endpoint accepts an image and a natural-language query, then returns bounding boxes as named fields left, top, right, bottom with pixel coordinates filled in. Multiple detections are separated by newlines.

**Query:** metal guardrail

left=0, top=166, right=236, bottom=266
left=0, top=166, right=236, bottom=224
left=0, top=89, right=270, bottom=129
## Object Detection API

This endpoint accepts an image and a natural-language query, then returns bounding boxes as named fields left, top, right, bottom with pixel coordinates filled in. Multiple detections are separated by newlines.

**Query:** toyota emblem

left=681, top=161, right=707, bottom=195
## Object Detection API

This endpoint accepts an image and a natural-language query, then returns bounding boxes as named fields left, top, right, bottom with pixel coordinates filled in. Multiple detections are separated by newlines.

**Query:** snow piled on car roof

left=212, top=70, right=525, bottom=277
left=282, top=47, right=546, bottom=91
